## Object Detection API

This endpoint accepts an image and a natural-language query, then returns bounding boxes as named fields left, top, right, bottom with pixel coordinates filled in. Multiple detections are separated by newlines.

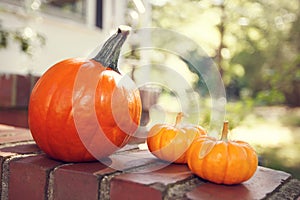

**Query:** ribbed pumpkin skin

left=28, top=58, right=141, bottom=162
left=187, top=135, right=258, bottom=185
left=147, top=122, right=206, bottom=164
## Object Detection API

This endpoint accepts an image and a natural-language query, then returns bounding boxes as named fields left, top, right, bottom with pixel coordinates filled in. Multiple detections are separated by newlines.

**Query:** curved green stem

left=93, top=26, right=131, bottom=73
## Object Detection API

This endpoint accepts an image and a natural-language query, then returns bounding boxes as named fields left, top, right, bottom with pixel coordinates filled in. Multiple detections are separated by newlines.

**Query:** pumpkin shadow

left=98, top=150, right=165, bottom=172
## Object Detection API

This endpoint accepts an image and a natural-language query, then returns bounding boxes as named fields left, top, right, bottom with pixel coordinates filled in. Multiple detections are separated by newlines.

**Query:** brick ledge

left=0, top=125, right=300, bottom=200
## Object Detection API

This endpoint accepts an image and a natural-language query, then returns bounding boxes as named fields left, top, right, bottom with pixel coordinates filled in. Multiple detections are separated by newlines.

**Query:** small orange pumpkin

left=187, top=121, right=258, bottom=185
left=147, top=113, right=207, bottom=163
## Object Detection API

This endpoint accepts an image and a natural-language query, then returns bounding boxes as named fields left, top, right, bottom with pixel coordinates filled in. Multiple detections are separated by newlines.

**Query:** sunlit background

left=0, top=0, right=299, bottom=178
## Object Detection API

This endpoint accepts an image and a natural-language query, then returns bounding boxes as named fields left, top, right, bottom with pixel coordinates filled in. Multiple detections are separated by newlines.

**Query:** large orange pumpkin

left=147, top=113, right=207, bottom=163
left=28, top=27, right=142, bottom=162
left=187, top=121, right=258, bottom=185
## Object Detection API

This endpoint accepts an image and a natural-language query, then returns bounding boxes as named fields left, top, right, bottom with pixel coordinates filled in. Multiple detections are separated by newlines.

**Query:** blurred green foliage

left=151, top=0, right=300, bottom=107
left=255, top=89, right=286, bottom=106
left=0, top=22, right=45, bottom=56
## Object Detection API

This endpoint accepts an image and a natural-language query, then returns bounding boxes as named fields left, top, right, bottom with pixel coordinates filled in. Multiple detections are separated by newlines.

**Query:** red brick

left=0, top=151, right=16, bottom=160
left=186, top=166, right=291, bottom=200
left=0, top=125, right=32, bottom=144
left=0, top=151, right=16, bottom=196
left=0, top=108, right=29, bottom=128
left=117, top=164, right=192, bottom=184
left=111, top=180, right=163, bottom=200
left=0, top=74, right=13, bottom=107
left=52, top=162, right=111, bottom=200
left=8, top=154, right=62, bottom=200
left=105, top=148, right=158, bottom=171
left=51, top=148, right=160, bottom=200
left=0, top=143, right=40, bottom=154
left=0, top=124, right=29, bottom=134
left=16, top=75, right=31, bottom=107
left=110, top=164, right=193, bottom=200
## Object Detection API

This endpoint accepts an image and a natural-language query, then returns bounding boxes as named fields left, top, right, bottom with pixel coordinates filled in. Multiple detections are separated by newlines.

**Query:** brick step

left=0, top=124, right=300, bottom=200
left=0, top=74, right=39, bottom=108
left=0, top=108, right=28, bottom=128
left=0, top=73, right=39, bottom=128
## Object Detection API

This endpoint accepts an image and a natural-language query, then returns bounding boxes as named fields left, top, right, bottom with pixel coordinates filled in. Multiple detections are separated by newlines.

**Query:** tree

left=151, top=0, right=300, bottom=106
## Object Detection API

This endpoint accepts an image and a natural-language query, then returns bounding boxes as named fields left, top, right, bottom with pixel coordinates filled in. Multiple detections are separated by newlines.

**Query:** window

left=0, top=0, right=103, bottom=28
left=41, top=0, right=87, bottom=23
left=0, top=0, right=86, bottom=24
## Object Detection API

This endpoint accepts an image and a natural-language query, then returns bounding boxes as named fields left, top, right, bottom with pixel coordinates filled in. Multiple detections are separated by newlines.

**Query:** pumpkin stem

left=174, top=112, right=184, bottom=127
left=220, top=121, right=229, bottom=142
left=93, top=25, right=131, bottom=73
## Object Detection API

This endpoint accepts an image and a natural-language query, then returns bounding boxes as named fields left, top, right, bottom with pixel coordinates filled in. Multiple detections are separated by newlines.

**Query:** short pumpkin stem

left=93, top=25, right=131, bottom=73
left=221, top=121, right=229, bottom=142
left=174, top=112, right=184, bottom=127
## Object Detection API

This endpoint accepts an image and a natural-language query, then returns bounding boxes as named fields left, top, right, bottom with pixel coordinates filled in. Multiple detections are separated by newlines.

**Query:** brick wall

left=0, top=74, right=39, bottom=128
left=0, top=124, right=300, bottom=200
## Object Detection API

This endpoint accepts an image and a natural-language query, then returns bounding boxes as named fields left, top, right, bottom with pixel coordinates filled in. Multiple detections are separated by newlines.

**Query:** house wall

left=0, top=0, right=126, bottom=76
